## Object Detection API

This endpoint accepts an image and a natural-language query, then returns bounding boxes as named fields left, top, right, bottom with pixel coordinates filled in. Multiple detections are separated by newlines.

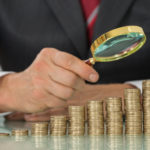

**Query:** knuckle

left=62, top=88, right=74, bottom=99
left=68, top=74, right=78, bottom=87
left=64, top=55, right=74, bottom=68
left=41, top=47, right=58, bottom=56
left=33, top=60, right=45, bottom=72
left=55, top=52, right=74, bottom=68
left=40, top=48, right=49, bottom=55
left=32, top=88, right=45, bottom=100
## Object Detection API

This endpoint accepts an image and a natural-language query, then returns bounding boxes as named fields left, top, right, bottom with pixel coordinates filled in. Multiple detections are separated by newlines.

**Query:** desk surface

left=0, top=117, right=149, bottom=150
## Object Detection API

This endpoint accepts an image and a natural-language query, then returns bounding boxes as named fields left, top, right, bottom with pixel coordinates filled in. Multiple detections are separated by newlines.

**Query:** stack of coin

left=50, top=115, right=67, bottom=136
left=68, top=106, right=85, bottom=136
left=12, top=129, right=28, bottom=136
left=143, top=80, right=150, bottom=135
left=31, top=122, right=48, bottom=136
left=87, top=101, right=104, bottom=135
left=106, top=97, right=123, bottom=135
left=124, top=88, right=142, bottom=135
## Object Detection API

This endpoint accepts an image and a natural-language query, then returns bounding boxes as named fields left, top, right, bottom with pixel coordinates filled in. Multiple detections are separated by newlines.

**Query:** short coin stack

left=12, top=129, right=28, bottom=136
left=87, top=101, right=104, bottom=135
left=31, top=122, right=49, bottom=136
left=125, top=88, right=142, bottom=135
left=106, top=97, right=123, bottom=135
left=50, top=116, right=67, bottom=136
left=143, top=80, right=150, bottom=134
left=68, top=106, right=85, bottom=136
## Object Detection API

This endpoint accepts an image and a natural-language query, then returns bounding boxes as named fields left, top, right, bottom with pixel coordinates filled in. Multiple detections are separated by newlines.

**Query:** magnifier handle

left=85, top=59, right=93, bottom=66
left=85, top=58, right=95, bottom=66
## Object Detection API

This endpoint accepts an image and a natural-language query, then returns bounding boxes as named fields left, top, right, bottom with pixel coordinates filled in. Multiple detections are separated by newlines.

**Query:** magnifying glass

left=85, top=26, right=146, bottom=65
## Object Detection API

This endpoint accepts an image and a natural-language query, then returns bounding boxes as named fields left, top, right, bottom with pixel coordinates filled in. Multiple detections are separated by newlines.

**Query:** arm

left=0, top=48, right=99, bottom=113
left=6, top=82, right=135, bottom=121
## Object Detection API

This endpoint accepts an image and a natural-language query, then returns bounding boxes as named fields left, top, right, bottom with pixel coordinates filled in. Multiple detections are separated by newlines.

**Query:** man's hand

left=5, top=83, right=135, bottom=121
left=0, top=48, right=99, bottom=113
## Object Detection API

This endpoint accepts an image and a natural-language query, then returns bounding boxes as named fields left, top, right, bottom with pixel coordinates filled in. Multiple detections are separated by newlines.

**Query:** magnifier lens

left=94, top=32, right=144, bottom=60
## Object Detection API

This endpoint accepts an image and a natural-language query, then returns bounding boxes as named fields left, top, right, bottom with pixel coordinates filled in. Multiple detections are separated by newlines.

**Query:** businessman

left=0, top=0, right=149, bottom=121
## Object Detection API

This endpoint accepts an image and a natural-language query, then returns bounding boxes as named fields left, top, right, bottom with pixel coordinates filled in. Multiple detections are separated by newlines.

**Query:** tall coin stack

left=143, top=80, right=150, bottom=135
left=50, top=116, right=67, bottom=136
left=106, top=97, right=123, bottom=135
left=87, top=101, right=104, bottom=135
left=68, top=106, right=85, bottom=136
left=124, top=88, right=142, bottom=135
left=31, top=122, right=49, bottom=136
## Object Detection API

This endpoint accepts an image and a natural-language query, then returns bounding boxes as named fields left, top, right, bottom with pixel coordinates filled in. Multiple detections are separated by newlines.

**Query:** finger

left=44, top=94, right=67, bottom=108
left=48, top=48, right=99, bottom=82
left=5, top=112, right=25, bottom=121
left=30, top=79, right=67, bottom=108
left=24, top=109, right=51, bottom=122
left=24, top=108, right=67, bottom=122
left=48, top=63, right=85, bottom=90
left=45, top=77, right=75, bottom=100
left=50, top=107, right=68, bottom=116
left=24, top=113, right=50, bottom=122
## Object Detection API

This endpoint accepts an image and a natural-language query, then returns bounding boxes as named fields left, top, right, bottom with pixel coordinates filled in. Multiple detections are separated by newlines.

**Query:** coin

left=31, top=122, right=49, bottom=136
left=12, top=129, right=28, bottom=136
left=142, top=80, right=150, bottom=134
left=124, top=88, right=142, bottom=135
left=87, top=100, right=104, bottom=136
left=106, top=97, right=123, bottom=135
left=50, top=115, right=67, bottom=136
left=68, top=106, right=85, bottom=136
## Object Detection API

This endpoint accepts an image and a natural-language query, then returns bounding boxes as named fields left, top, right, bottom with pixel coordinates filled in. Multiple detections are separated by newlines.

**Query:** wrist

left=0, top=73, right=16, bottom=111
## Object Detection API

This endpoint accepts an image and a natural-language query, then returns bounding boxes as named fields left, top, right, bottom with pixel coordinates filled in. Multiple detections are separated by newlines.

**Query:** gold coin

left=68, top=106, right=85, bottom=111
left=124, top=88, right=140, bottom=93
left=12, top=129, right=28, bottom=136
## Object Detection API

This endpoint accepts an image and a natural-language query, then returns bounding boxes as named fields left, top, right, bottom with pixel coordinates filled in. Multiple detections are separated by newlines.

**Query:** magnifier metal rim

left=90, top=26, right=146, bottom=62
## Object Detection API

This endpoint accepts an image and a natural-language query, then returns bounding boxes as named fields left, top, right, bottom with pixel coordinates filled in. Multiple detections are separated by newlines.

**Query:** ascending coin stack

left=87, top=101, right=104, bottom=135
left=31, top=122, right=49, bottom=136
left=106, top=97, right=123, bottom=135
left=124, top=88, right=142, bottom=135
left=12, top=129, right=28, bottom=136
left=142, top=80, right=150, bottom=135
left=50, top=116, right=67, bottom=136
left=68, top=106, right=85, bottom=136
left=12, top=129, right=29, bottom=141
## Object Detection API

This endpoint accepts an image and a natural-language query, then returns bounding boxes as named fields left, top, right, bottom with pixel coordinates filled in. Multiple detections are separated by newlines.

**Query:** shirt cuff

left=125, top=80, right=143, bottom=91
left=0, top=71, right=13, bottom=77
left=0, top=71, right=13, bottom=115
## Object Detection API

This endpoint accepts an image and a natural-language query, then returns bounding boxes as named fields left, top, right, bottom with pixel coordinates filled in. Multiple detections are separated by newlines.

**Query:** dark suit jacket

left=0, top=0, right=150, bottom=83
